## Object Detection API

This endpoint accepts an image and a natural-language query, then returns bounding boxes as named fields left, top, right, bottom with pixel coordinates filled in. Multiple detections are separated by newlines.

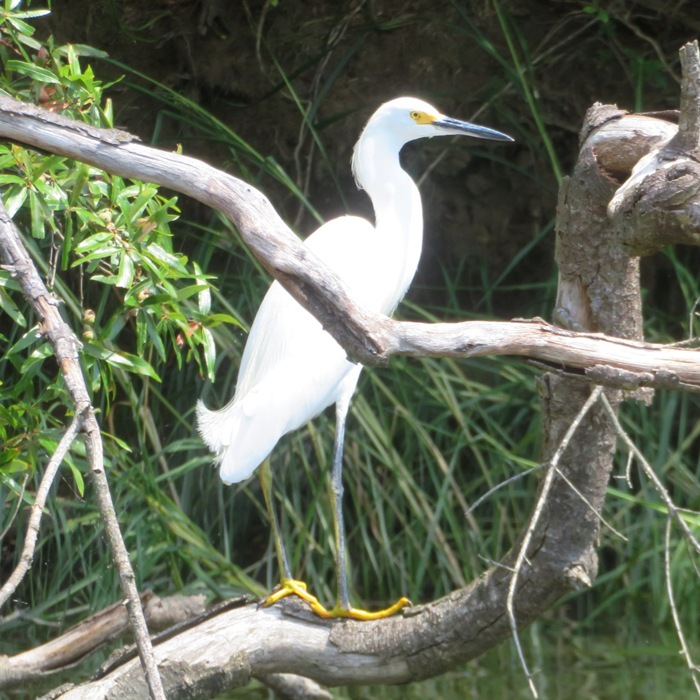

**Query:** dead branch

left=600, top=393, right=700, bottom=556
left=0, top=95, right=698, bottom=380
left=507, top=385, right=605, bottom=699
left=665, top=519, right=700, bottom=695
left=0, top=413, right=82, bottom=609
left=608, top=41, right=700, bottom=255
left=0, top=592, right=206, bottom=689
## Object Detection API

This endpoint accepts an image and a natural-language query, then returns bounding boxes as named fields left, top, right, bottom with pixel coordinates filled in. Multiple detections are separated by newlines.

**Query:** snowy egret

left=197, top=97, right=512, bottom=620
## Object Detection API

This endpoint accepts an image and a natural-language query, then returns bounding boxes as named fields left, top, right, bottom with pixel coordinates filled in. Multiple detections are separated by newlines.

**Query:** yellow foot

left=322, top=596, right=412, bottom=621
left=262, top=578, right=331, bottom=617
left=262, top=580, right=411, bottom=621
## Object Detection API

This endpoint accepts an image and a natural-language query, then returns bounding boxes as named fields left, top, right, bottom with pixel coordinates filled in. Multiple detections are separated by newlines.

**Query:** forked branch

left=0, top=207, right=166, bottom=700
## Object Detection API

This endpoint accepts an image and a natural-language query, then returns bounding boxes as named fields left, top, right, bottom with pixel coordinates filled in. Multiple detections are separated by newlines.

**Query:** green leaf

left=55, top=43, right=109, bottom=60
left=205, top=313, right=242, bottom=327
left=73, top=231, right=115, bottom=254
left=122, top=185, right=158, bottom=223
left=82, top=342, right=161, bottom=381
left=174, top=283, right=209, bottom=302
left=144, top=313, right=167, bottom=363
left=29, top=188, right=47, bottom=238
left=7, top=327, right=42, bottom=356
left=202, top=327, right=216, bottom=381
left=102, top=431, right=132, bottom=452
left=66, top=460, right=85, bottom=497
left=20, top=343, right=53, bottom=373
left=115, top=253, right=135, bottom=288
left=0, top=447, right=21, bottom=468
left=0, top=174, right=27, bottom=186
left=3, top=186, right=28, bottom=217
left=134, top=292, right=176, bottom=307
left=89, top=273, right=119, bottom=285
left=5, top=16, right=36, bottom=36
left=0, top=288, right=27, bottom=327
left=136, top=309, right=147, bottom=355
left=5, top=60, right=62, bottom=85
left=38, top=435, right=57, bottom=455
left=145, top=243, right=188, bottom=274
left=0, top=458, right=31, bottom=476
left=193, top=261, right=211, bottom=314
left=7, top=7, right=52, bottom=20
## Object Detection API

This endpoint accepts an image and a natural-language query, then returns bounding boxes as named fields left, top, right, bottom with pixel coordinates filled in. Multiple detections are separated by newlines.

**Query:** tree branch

left=0, top=207, right=166, bottom=700
left=0, top=413, right=82, bottom=610
left=0, top=592, right=206, bottom=689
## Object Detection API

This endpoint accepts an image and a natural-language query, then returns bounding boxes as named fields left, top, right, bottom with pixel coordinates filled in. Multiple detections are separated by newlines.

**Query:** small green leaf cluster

left=0, top=3, right=233, bottom=489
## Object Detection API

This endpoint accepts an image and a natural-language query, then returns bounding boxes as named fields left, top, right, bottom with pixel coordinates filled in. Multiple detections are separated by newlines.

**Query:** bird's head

left=351, top=97, right=512, bottom=191
left=363, top=96, right=514, bottom=146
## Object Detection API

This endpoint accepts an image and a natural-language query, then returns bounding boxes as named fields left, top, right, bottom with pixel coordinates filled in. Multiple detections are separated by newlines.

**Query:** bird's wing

left=197, top=215, right=375, bottom=483
left=235, top=214, right=376, bottom=397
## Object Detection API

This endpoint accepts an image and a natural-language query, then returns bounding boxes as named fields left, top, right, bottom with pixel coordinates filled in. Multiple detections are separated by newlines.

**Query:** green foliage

left=0, top=0, right=248, bottom=638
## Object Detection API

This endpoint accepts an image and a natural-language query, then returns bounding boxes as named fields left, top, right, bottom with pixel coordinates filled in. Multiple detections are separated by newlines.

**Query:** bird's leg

left=259, top=416, right=411, bottom=621
left=331, top=395, right=351, bottom=610
left=325, top=395, right=412, bottom=621
left=258, top=458, right=329, bottom=614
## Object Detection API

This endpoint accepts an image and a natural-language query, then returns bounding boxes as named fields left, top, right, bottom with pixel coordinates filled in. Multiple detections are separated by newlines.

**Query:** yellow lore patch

left=409, top=110, right=438, bottom=124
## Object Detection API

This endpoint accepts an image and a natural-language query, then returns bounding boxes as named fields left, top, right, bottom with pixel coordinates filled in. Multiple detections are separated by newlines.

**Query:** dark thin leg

left=259, top=459, right=328, bottom=613
left=331, top=394, right=352, bottom=610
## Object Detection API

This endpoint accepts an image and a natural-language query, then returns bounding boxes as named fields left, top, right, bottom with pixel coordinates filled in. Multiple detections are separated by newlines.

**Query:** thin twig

left=507, top=384, right=605, bottom=699
left=467, top=460, right=626, bottom=542
left=688, top=296, right=700, bottom=340
left=0, top=413, right=83, bottom=608
left=664, top=517, right=700, bottom=697
left=614, top=450, right=635, bottom=489
left=599, top=394, right=700, bottom=555
left=614, top=12, right=682, bottom=83
left=600, top=392, right=700, bottom=695
left=466, top=464, right=545, bottom=519
left=551, top=465, right=627, bottom=542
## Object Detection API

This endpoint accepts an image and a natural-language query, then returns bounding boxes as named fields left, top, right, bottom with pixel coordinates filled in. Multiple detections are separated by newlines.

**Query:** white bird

left=197, top=97, right=512, bottom=619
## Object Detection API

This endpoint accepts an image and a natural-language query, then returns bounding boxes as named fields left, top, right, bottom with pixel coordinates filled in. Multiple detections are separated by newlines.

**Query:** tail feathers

left=196, top=396, right=285, bottom=485
left=196, top=398, right=232, bottom=457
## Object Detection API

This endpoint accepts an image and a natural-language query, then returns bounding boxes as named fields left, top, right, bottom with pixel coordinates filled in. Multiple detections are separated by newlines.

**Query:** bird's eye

left=410, top=110, right=422, bottom=121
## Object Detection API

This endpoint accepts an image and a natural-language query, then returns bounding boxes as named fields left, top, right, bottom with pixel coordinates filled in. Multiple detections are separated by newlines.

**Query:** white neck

left=352, top=132, right=423, bottom=312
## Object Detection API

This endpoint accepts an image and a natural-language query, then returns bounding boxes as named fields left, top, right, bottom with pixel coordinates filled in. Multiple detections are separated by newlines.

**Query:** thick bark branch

left=387, top=318, right=700, bottom=389
left=0, top=593, right=206, bottom=688
left=0, top=95, right=698, bottom=381
left=0, top=95, right=379, bottom=364
left=608, top=41, right=700, bottom=255
left=41, top=568, right=575, bottom=700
